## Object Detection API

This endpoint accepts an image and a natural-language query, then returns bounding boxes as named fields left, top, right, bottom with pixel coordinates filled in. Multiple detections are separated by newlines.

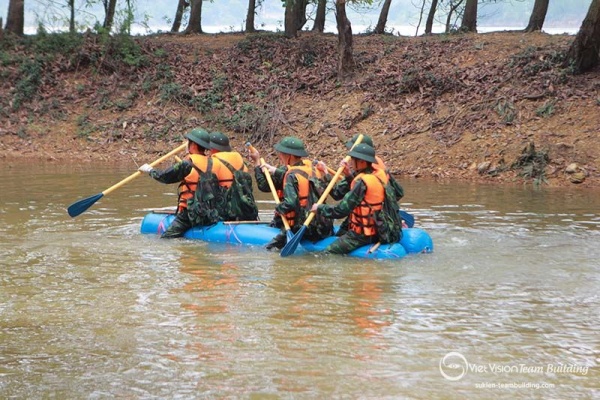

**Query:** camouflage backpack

left=373, top=176, right=403, bottom=244
left=187, top=158, right=221, bottom=226
left=218, top=159, right=259, bottom=221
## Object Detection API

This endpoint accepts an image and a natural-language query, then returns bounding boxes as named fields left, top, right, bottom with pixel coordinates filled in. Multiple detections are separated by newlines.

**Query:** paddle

left=224, top=221, right=270, bottom=225
left=280, top=134, right=364, bottom=257
left=400, top=210, right=415, bottom=228
left=262, top=157, right=294, bottom=240
left=313, top=159, right=342, bottom=182
left=67, top=143, right=187, bottom=217
left=246, top=143, right=294, bottom=240
left=367, top=242, right=381, bottom=254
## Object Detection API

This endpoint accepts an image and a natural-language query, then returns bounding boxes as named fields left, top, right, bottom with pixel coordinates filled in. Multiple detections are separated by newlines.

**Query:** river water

left=1, top=162, right=598, bottom=398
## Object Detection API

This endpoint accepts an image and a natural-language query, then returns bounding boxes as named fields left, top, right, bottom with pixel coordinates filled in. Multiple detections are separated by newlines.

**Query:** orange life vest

left=212, top=152, right=248, bottom=188
left=177, top=154, right=210, bottom=212
left=276, top=187, right=284, bottom=202
left=282, top=162, right=314, bottom=227
left=275, top=167, right=286, bottom=202
left=349, top=168, right=388, bottom=237
left=273, top=160, right=320, bottom=202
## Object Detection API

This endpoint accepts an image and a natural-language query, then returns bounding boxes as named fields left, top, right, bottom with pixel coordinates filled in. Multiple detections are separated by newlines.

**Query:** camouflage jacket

left=318, top=170, right=370, bottom=220
left=254, top=165, right=287, bottom=193
left=327, top=167, right=404, bottom=202
left=149, top=160, right=193, bottom=184
left=274, top=161, right=306, bottom=215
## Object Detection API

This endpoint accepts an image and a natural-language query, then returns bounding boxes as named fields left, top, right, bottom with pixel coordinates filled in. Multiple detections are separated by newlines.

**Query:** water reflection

left=350, top=267, right=394, bottom=339
left=0, top=162, right=599, bottom=398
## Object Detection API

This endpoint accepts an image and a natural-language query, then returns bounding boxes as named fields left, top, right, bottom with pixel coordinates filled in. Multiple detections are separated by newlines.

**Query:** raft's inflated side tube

left=140, top=212, right=433, bottom=259
left=299, top=238, right=409, bottom=259
left=400, top=228, right=434, bottom=254
left=140, top=212, right=278, bottom=245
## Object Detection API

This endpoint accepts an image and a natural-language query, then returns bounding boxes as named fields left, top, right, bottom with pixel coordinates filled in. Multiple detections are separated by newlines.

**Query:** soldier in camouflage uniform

left=326, top=133, right=404, bottom=236
left=256, top=136, right=331, bottom=250
left=248, top=147, right=287, bottom=231
left=311, top=143, right=398, bottom=254
left=138, top=128, right=216, bottom=238
left=208, top=132, right=258, bottom=221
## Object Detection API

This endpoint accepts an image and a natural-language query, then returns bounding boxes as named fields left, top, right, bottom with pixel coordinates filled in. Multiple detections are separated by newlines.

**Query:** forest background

left=1, top=0, right=598, bottom=188
left=1, top=0, right=593, bottom=34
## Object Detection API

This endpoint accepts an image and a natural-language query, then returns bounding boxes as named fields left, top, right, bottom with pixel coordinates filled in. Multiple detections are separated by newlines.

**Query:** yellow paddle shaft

left=368, top=242, right=381, bottom=254
left=102, top=142, right=187, bottom=196
left=260, top=157, right=292, bottom=232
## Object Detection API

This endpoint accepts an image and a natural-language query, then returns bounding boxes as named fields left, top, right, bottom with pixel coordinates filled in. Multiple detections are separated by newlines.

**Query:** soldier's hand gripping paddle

left=67, top=143, right=187, bottom=217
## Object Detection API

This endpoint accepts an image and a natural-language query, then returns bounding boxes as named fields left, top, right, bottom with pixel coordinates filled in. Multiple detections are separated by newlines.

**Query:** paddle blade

left=285, top=229, right=294, bottom=241
left=280, top=225, right=306, bottom=257
left=400, top=210, right=415, bottom=228
left=67, top=193, right=104, bottom=217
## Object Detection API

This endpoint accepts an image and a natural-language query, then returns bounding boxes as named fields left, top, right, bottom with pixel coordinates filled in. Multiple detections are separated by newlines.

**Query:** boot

left=265, top=233, right=286, bottom=251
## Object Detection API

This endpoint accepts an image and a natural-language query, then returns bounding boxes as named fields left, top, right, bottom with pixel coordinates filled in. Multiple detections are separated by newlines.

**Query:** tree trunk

left=103, top=0, right=118, bottom=32
left=172, top=0, right=189, bottom=33
left=69, top=0, right=76, bottom=33
left=445, top=0, right=464, bottom=33
left=295, top=0, right=308, bottom=32
left=284, top=0, right=296, bottom=38
left=184, top=0, right=203, bottom=34
left=312, top=0, right=326, bottom=32
left=246, top=0, right=256, bottom=32
left=5, top=0, right=24, bottom=35
left=524, top=0, right=549, bottom=32
left=336, top=0, right=355, bottom=79
left=425, top=0, right=439, bottom=34
left=460, top=0, right=477, bottom=32
left=374, top=0, right=392, bottom=34
left=415, top=0, right=427, bottom=36
left=564, top=0, right=600, bottom=74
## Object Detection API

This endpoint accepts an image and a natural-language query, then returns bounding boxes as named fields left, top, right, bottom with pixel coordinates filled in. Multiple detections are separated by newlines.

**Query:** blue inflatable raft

left=140, top=212, right=433, bottom=259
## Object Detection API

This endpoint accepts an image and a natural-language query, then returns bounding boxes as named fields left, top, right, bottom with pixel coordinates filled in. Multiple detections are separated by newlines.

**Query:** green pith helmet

left=348, top=143, right=377, bottom=163
left=346, top=133, right=374, bottom=149
left=184, top=128, right=211, bottom=149
left=209, top=132, right=232, bottom=152
left=274, top=136, right=308, bottom=157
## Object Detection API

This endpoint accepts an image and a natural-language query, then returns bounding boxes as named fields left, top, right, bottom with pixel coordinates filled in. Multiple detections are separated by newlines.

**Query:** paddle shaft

left=103, top=143, right=187, bottom=196
left=224, top=220, right=269, bottom=225
left=313, top=160, right=342, bottom=181
left=368, top=242, right=381, bottom=254
left=259, top=156, right=292, bottom=232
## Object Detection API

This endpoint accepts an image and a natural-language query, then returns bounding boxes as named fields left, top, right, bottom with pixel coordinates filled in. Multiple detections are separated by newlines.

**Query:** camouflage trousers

left=326, top=230, right=378, bottom=254
left=268, top=214, right=284, bottom=229
left=161, top=209, right=193, bottom=239
left=266, top=223, right=302, bottom=250
left=335, top=218, right=349, bottom=237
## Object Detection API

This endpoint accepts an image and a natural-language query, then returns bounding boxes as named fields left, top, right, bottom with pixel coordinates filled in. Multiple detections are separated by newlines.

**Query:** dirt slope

left=0, top=31, right=598, bottom=187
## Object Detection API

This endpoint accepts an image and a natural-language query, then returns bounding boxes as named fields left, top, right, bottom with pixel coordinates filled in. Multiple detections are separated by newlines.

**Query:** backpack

left=373, top=176, right=403, bottom=244
left=387, top=173, right=404, bottom=201
left=218, top=159, right=259, bottom=221
left=186, top=158, right=221, bottom=226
